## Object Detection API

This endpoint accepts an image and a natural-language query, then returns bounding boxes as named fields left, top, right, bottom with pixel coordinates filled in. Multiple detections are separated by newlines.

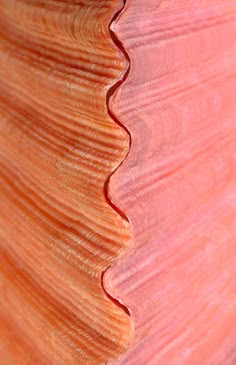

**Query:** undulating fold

left=0, top=1, right=132, bottom=364
left=1, top=1, right=236, bottom=364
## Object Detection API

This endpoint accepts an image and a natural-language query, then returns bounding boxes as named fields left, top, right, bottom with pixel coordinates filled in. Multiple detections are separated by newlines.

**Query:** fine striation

left=0, top=1, right=132, bottom=364
left=105, top=0, right=236, bottom=364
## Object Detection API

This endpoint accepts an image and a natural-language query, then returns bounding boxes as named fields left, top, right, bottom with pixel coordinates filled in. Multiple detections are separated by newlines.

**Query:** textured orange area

left=0, top=1, right=132, bottom=364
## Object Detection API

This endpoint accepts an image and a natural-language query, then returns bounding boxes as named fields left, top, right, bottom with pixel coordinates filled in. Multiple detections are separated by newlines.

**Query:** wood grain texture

left=105, top=1, right=236, bottom=364
left=0, top=1, right=132, bottom=364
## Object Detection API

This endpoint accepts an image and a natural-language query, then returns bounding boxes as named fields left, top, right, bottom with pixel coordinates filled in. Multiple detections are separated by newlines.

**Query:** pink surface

left=105, top=1, right=236, bottom=364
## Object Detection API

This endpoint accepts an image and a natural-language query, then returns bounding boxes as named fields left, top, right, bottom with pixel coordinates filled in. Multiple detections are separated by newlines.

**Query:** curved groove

left=104, top=0, right=131, bottom=223
left=101, top=269, right=130, bottom=316
left=103, top=0, right=132, bottom=315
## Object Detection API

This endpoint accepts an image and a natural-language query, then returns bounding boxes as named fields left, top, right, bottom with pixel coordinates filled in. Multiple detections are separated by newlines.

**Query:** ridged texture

left=0, top=1, right=132, bottom=364
left=105, top=0, right=236, bottom=364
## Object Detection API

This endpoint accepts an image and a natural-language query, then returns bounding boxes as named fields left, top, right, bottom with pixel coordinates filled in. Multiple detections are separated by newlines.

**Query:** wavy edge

left=102, top=0, right=134, bottom=360
left=104, top=0, right=131, bottom=224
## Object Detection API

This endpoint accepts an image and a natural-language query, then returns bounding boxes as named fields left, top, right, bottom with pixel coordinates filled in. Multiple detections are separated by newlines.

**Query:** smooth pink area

left=105, top=1, right=236, bottom=364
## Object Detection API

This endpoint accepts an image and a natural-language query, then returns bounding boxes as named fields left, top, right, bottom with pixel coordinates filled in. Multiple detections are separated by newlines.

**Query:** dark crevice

left=102, top=0, right=131, bottom=318
left=101, top=269, right=130, bottom=316
left=104, top=0, right=131, bottom=225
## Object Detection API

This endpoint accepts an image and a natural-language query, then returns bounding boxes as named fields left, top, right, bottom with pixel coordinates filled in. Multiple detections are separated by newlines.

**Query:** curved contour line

left=103, top=0, right=133, bottom=338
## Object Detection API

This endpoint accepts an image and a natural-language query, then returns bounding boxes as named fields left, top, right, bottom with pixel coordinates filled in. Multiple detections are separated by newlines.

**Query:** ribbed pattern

left=105, top=1, right=236, bottom=364
left=0, top=1, right=132, bottom=364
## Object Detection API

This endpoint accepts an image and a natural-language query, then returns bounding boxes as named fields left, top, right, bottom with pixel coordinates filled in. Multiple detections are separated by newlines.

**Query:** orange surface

left=0, top=1, right=132, bottom=364
left=1, top=1, right=236, bottom=364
